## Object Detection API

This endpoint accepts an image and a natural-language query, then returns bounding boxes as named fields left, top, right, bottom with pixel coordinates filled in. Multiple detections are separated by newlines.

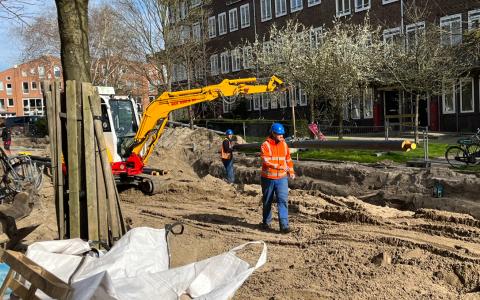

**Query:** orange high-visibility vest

left=220, top=138, right=233, bottom=160
left=261, top=137, right=294, bottom=179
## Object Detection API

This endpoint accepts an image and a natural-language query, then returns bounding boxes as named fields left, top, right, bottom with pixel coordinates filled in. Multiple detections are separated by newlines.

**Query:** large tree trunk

left=309, top=96, right=315, bottom=124
left=56, top=0, right=91, bottom=83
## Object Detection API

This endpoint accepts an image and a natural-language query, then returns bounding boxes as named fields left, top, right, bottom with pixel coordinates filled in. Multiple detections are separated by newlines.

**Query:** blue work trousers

left=261, top=177, right=289, bottom=229
left=222, top=159, right=235, bottom=183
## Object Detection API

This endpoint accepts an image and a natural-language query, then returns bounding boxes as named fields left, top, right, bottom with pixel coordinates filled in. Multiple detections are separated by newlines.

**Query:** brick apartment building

left=0, top=56, right=158, bottom=118
left=193, top=0, right=480, bottom=132
left=0, top=56, right=62, bottom=118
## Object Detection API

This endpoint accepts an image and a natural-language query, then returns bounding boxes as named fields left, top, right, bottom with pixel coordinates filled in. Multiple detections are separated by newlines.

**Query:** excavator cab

left=96, top=87, right=141, bottom=164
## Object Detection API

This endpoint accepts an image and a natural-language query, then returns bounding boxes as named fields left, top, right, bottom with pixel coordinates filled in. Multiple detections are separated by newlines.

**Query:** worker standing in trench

left=260, top=123, right=295, bottom=233
left=221, top=129, right=235, bottom=184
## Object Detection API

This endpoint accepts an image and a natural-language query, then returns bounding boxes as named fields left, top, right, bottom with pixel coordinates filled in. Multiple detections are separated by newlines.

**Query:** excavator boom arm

left=130, top=76, right=283, bottom=165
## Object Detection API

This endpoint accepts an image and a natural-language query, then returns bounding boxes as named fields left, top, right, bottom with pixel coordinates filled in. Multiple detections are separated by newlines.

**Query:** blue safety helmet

left=225, top=129, right=234, bottom=135
left=271, top=123, right=285, bottom=135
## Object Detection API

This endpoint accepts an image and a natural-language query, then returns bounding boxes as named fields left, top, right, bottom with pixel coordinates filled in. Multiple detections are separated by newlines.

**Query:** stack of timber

left=44, top=81, right=125, bottom=248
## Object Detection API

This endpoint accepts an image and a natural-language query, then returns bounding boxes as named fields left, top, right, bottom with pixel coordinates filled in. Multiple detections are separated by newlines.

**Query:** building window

left=406, top=22, right=425, bottom=49
left=336, top=0, right=351, bottom=17
left=460, top=78, right=474, bottom=113
left=442, top=82, right=455, bottom=114
left=290, top=0, right=303, bottom=12
left=192, top=22, right=201, bottom=40
left=310, top=27, right=323, bottom=48
left=279, top=92, right=287, bottom=108
left=6, top=76, right=10, bottom=81
left=351, top=97, right=361, bottom=119
left=275, top=0, right=287, bottom=17
left=22, top=82, right=29, bottom=94
left=240, top=4, right=250, bottom=28
left=218, top=13, right=227, bottom=35
left=191, top=0, right=201, bottom=8
left=21, top=70, right=27, bottom=77
left=383, top=27, right=401, bottom=44
left=298, top=85, right=307, bottom=106
left=271, top=93, right=278, bottom=109
left=468, top=9, right=480, bottom=30
left=208, top=16, right=216, bottom=38
left=30, top=68, right=35, bottom=75
left=363, top=88, right=373, bottom=119
left=260, top=0, right=272, bottom=22
left=210, top=54, right=219, bottom=75
left=243, top=46, right=253, bottom=69
left=7, top=99, right=14, bottom=107
left=0, top=99, right=4, bottom=109
left=6, top=83, right=12, bottom=96
left=223, top=101, right=231, bottom=113
left=440, top=14, right=462, bottom=46
left=253, top=94, right=261, bottom=110
left=355, top=0, right=370, bottom=12
left=0, top=81, right=3, bottom=91
left=220, top=51, right=230, bottom=74
left=231, top=48, right=242, bottom=72
left=229, top=8, right=238, bottom=32
left=23, top=98, right=45, bottom=116
left=262, top=94, right=270, bottom=110
left=38, top=66, right=45, bottom=78
left=31, top=81, right=37, bottom=90
left=308, top=0, right=320, bottom=7
left=179, top=1, right=188, bottom=19
left=54, top=66, right=61, bottom=78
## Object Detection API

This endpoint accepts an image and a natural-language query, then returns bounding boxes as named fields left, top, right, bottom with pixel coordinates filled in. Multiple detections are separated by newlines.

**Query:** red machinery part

left=111, top=153, right=144, bottom=176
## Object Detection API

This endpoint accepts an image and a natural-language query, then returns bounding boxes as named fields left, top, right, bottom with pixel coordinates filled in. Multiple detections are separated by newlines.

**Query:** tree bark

left=309, top=95, right=315, bottom=124
left=338, top=103, right=344, bottom=140
left=56, top=0, right=91, bottom=84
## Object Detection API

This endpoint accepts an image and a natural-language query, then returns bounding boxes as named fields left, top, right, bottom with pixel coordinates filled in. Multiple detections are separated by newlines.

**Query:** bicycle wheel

left=445, top=146, right=469, bottom=168
left=466, top=144, right=480, bottom=165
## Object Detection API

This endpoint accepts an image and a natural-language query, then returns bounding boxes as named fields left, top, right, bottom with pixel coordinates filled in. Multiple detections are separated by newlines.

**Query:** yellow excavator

left=99, top=76, right=284, bottom=194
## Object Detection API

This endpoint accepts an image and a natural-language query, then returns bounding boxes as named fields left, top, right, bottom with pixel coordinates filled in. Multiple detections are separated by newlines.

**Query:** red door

left=373, top=102, right=383, bottom=127
left=429, top=98, right=439, bottom=131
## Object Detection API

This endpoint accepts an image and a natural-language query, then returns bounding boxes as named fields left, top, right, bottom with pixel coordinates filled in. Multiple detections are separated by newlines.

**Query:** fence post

left=243, top=122, right=246, bottom=143
left=385, top=119, right=389, bottom=141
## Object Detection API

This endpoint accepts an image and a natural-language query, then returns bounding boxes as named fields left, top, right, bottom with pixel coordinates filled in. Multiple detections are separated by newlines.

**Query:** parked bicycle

left=445, top=128, right=480, bottom=168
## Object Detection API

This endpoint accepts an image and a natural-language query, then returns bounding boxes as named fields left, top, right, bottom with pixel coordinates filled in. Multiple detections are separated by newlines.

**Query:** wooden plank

left=54, top=80, right=65, bottom=239
left=1, top=250, right=70, bottom=298
left=89, top=93, right=122, bottom=244
left=96, top=139, right=109, bottom=246
left=82, top=83, right=98, bottom=242
left=66, top=80, right=80, bottom=238
left=9, top=280, right=40, bottom=300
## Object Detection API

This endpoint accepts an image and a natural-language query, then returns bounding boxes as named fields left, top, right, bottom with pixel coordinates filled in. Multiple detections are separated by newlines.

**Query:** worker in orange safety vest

left=260, top=123, right=295, bottom=233
left=220, top=129, right=235, bottom=183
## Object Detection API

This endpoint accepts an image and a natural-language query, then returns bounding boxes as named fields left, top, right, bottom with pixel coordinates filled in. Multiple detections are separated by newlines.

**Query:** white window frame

left=355, top=0, right=370, bottom=12
left=53, top=66, right=61, bottom=78
left=220, top=51, right=230, bottom=74
left=240, top=4, right=250, bottom=28
left=351, top=97, right=361, bottom=119
left=243, top=46, right=253, bottom=69
left=290, top=0, right=303, bottom=13
left=460, top=78, right=474, bottom=113
left=0, top=81, right=3, bottom=91
left=405, top=21, right=425, bottom=49
left=6, top=83, right=12, bottom=96
left=440, top=14, right=462, bottom=46
left=231, top=48, right=242, bottom=72
left=192, top=22, right=201, bottom=40
left=229, top=8, right=238, bottom=32
left=247, top=95, right=252, bottom=111
left=383, top=27, right=401, bottom=43
left=21, top=70, right=27, bottom=77
left=7, top=98, right=14, bottom=107
left=210, top=54, right=219, bottom=75
left=363, top=88, right=373, bottom=119
left=468, top=9, right=480, bottom=30
left=310, top=27, right=323, bottom=48
left=0, top=99, right=4, bottom=109
left=223, top=101, right=231, bottom=113
left=271, top=93, right=278, bottom=109
left=442, top=82, right=456, bottom=114
left=275, top=0, right=287, bottom=17
left=262, top=94, right=270, bottom=110
left=208, top=16, right=216, bottom=38
left=22, top=82, right=29, bottom=94
left=382, top=0, right=397, bottom=4
left=253, top=94, right=261, bottom=110
left=218, top=12, right=227, bottom=35
left=191, top=0, right=201, bottom=8
left=298, top=85, right=307, bottom=106
left=260, top=0, right=272, bottom=22
left=31, top=81, right=37, bottom=90
left=308, top=0, right=321, bottom=7
left=279, top=92, right=287, bottom=108
left=336, top=0, right=351, bottom=17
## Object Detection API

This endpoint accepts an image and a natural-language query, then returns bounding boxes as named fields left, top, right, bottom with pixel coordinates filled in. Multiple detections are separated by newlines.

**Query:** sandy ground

left=18, top=128, right=480, bottom=299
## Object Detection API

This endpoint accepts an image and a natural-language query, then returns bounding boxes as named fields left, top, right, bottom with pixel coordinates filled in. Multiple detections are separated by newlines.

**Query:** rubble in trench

left=15, top=127, right=480, bottom=299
